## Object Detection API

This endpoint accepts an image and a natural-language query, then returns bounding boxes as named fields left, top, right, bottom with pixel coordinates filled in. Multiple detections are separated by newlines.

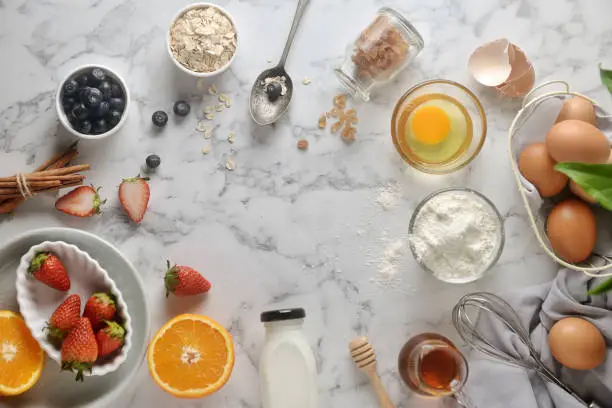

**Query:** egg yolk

left=411, top=106, right=451, bottom=145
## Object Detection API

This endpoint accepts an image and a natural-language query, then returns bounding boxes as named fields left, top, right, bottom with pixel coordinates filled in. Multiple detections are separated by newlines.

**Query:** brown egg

left=555, top=97, right=596, bottom=125
left=518, top=143, right=568, bottom=197
left=546, top=199, right=596, bottom=263
left=568, top=149, right=612, bottom=204
left=546, top=120, right=610, bottom=164
left=549, top=317, right=606, bottom=370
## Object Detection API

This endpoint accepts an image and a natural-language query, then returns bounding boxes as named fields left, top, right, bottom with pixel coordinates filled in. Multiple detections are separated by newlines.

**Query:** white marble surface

left=1, top=0, right=612, bottom=407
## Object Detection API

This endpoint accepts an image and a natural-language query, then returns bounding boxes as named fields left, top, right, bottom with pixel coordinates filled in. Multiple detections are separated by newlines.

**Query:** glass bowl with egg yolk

left=391, top=79, right=487, bottom=174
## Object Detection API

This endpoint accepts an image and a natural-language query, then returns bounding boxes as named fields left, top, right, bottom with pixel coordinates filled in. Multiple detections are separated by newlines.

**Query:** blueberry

left=67, top=113, right=79, bottom=125
left=108, top=97, right=125, bottom=113
left=92, top=118, right=108, bottom=134
left=107, top=110, right=122, bottom=127
left=146, top=154, right=161, bottom=169
left=82, top=87, right=103, bottom=108
left=173, top=100, right=190, bottom=117
left=110, top=83, right=123, bottom=98
left=63, top=79, right=79, bottom=97
left=266, top=82, right=282, bottom=102
left=76, top=120, right=92, bottom=134
left=152, top=110, right=168, bottom=127
left=62, top=96, right=77, bottom=112
left=91, top=68, right=106, bottom=84
left=72, top=103, right=89, bottom=121
left=75, top=74, right=90, bottom=87
left=93, top=100, right=110, bottom=118
left=98, top=81, right=112, bottom=100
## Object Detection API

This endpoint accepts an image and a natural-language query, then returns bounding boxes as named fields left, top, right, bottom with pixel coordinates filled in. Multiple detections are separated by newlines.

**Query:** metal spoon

left=249, top=0, right=310, bottom=125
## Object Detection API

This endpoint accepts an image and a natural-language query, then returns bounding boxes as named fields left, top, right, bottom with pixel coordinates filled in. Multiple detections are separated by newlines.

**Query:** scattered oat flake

left=205, top=113, right=215, bottom=120
left=318, top=115, right=327, bottom=129
left=203, top=128, right=213, bottom=139
left=225, top=159, right=235, bottom=170
left=297, top=139, right=309, bottom=150
left=224, top=98, right=232, bottom=108
left=202, top=145, right=211, bottom=154
left=302, top=78, right=312, bottom=85
left=215, top=103, right=225, bottom=112
left=208, top=84, right=218, bottom=95
left=196, top=121, right=208, bottom=132
left=267, top=58, right=273, bottom=63
left=204, top=106, right=213, bottom=114
left=218, top=94, right=227, bottom=102
left=227, top=132, right=235, bottom=143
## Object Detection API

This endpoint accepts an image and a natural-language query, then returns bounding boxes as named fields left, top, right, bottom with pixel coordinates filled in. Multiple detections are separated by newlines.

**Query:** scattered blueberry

left=173, top=100, right=190, bottom=117
left=91, top=68, right=106, bottom=84
left=63, top=79, right=79, bottom=97
left=92, top=118, right=108, bottom=134
left=108, top=110, right=122, bottom=126
left=93, top=101, right=110, bottom=118
left=108, top=97, right=125, bottom=113
left=77, top=120, right=92, bottom=134
left=82, top=87, right=103, bottom=108
left=72, top=103, right=89, bottom=121
left=146, top=154, right=161, bottom=169
left=75, top=74, right=90, bottom=87
left=98, top=81, right=113, bottom=100
left=266, top=82, right=282, bottom=102
left=110, top=83, right=123, bottom=98
left=152, top=111, right=168, bottom=127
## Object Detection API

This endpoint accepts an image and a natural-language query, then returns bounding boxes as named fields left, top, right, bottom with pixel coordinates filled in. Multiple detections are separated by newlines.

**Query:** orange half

left=0, top=311, right=45, bottom=396
left=147, top=314, right=234, bottom=398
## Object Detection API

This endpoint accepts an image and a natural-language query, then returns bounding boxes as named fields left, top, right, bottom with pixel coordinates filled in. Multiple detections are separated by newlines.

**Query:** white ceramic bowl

left=56, top=64, right=130, bottom=140
left=167, top=2, right=238, bottom=77
left=16, top=241, right=133, bottom=377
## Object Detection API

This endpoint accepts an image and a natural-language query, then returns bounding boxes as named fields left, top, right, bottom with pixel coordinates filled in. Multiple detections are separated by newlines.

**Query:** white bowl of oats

left=167, top=3, right=238, bottom=77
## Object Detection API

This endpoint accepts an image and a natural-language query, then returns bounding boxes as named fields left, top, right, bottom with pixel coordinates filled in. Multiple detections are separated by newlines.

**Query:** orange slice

left=147, top=314, right=234, bottom=398
left=0, top=311, right=45, bottom=396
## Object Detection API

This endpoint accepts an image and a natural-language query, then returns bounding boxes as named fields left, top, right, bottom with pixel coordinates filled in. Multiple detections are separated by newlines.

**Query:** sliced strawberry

left=55, top=185, right=105, bottom=217
left=118, top=176, right=150, bottom=223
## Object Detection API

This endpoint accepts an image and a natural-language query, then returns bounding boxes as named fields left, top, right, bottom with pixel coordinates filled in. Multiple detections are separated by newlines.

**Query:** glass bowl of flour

left=408, top=188, right=505, bottom=283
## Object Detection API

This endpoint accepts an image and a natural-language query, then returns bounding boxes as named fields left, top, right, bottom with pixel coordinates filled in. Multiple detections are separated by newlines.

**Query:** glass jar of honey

left=334, top=7, right=424, bottom=101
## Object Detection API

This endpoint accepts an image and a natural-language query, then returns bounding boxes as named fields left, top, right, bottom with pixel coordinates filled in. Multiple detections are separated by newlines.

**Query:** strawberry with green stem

left=28, top=252, right=70, bottom=291
left=96, top=321, right=125, bottom=357
left=164, top=261, right=211, bottom=297
left=55, top=185, right=105, bottom=217
left=45, top=294, right=81, bottom=340
left=83, top=293, right=116, bottom=330
left=61, top=317, right=98, bottom=382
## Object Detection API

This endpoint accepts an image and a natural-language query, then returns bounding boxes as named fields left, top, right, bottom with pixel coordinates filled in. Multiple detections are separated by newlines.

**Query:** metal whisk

left=452, top=292, right=600, bottom=408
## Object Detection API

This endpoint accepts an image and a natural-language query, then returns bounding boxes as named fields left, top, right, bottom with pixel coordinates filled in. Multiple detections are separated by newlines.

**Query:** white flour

left=409, top=192, right=501, bottom=282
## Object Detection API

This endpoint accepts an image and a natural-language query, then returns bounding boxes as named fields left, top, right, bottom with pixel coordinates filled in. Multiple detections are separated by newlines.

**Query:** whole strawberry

left=61, top=317, right=98, bottom=382
left=83, top=293, right=116, bottom=330
left=45, top=294, right=81, bottom=340
left=28, top=252, right=70, bottom=291
left=55, top=185, right=105, bottom=217
left=96, top=321, right=125, bottom=358
left=118, top=176, right=150, bottom=223
left=164, top=260, right=211, bottom=297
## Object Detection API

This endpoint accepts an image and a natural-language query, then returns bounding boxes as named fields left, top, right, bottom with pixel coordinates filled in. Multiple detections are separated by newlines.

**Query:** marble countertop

left=1, top=0, right=612, bottom=407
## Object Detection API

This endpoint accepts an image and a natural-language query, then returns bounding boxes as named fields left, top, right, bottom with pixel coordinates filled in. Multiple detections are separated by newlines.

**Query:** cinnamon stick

left=0, top=164, right=90, bottom=181
left=0, top=180, right=62, bottom=190
left=0, top=180, right=83, bottom=199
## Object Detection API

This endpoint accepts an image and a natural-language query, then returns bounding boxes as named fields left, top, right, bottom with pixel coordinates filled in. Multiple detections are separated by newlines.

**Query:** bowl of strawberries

left=15, top=241, right=132, bottom=380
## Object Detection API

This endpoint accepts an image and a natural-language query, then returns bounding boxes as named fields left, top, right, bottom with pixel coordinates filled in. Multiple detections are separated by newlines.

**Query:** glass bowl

left=391, top=79, right=487, bottom=174
left=408, top=188, right=505, bottom=283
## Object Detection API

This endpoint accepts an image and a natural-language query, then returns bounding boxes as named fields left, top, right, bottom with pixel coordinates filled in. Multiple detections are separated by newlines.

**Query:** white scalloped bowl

left=15, top=241, right=133, bottom=377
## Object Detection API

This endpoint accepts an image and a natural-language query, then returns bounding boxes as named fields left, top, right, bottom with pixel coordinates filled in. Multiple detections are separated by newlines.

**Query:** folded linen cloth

left=465, top=269, right=612, bottom=408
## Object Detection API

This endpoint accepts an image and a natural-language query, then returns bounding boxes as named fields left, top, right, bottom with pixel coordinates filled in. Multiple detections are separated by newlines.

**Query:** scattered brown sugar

left=318, top=93, right=358, bottom=142
left=318, top=115, right=327, bottom=129
left=297, top=139, right=309, bottom=150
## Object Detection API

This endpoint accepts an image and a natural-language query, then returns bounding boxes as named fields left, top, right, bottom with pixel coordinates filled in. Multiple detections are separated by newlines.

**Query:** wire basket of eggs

left=508, top=81, right=612, bottom=276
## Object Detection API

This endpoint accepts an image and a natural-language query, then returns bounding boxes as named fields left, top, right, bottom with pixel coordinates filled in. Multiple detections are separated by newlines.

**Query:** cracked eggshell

left=496, top=44, right=535, bottom=98
left=468, top=38, right=513, bottom=86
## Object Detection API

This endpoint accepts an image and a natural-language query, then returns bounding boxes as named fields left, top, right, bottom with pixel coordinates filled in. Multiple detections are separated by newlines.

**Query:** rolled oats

left=170, top=7, right=237, bottom=73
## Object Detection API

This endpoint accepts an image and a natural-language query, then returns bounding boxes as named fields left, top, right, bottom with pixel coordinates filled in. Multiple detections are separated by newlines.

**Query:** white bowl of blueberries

left=56, top=65, right=130, bottom=140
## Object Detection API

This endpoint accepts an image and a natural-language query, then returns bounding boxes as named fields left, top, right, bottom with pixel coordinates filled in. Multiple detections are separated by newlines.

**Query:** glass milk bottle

left=259, top=308, right=319, bottom=408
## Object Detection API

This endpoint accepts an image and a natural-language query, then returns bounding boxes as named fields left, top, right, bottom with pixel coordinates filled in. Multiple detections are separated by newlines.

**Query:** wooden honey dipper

left=349, top=337, right=395, bottom=408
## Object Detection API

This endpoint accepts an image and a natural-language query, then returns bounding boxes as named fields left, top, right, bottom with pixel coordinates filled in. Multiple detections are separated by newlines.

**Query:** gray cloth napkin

left=465, top=269, right=612, bottom=408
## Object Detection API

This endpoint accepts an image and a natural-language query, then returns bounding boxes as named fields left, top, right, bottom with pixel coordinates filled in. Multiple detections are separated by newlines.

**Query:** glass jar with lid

left=334, top=7, right=424, bottom=101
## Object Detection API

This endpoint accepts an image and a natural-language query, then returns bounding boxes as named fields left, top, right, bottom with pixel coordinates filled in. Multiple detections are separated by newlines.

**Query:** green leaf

left=601, top=63, right=612, bottom=96
left=588, top=276, right=612, bottom=295
left=554, top=162, right=612, bottom=210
